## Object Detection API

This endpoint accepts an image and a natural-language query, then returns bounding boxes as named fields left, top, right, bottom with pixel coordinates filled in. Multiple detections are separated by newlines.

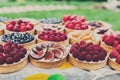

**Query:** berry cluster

left=6, top=19, right=34, bottom=32
left=110, top=45, right=120, bottom=64
left=102, top=33, right=120, bottom=47
left=70, top=41, right=107, bottom=62
left=0, top=41, right=27, bottom=65
left=63, top=15, right=88, bottom=30
left=38, top=30, right=67, bottom=42
left=2, top=33, right=34, bottom=44
left=40, top=18, right=62, bottom=24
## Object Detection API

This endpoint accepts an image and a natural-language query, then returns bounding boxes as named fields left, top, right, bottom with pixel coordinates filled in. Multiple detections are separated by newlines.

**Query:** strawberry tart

left=109, top=45, right=120, bottom=71
left=37, top=30, right=69, bottom=46
left=29, top=42, right=68, bottom=68
left=69, top=41, right=108, bottom=70
left=0, top=41, right=28, bottom=73
left=1, top=33, right=36, bottom=49
left=0, top=22, right=5, bottom=36
left=63, top=15, right=89, bottom=34
left=5, top=19, right=35, bottom=35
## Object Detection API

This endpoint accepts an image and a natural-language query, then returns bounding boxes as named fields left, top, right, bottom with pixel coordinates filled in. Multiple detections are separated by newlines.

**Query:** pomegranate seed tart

left=69, top=41, right=108, bottom=70
left=0, top=22, right=5, bottom=36
left=63, top=15, right=89, bottom=34
left=29, top=42, right=68, bottom=68
left=108, top=45, right=120, bottom=71
left=5, top=19, right=35, bottom=35
left=37, top=30, right=69, bottom=46
left=0, top=42, right=28, bottom=73
left=1, top=33, right=36, bottom=49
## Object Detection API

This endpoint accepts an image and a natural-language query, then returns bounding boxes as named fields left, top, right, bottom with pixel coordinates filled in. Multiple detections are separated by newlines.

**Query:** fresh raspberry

left=20, top=48, right=27, bottom=54
left=92, top=54, right=99, bottom=62
left=116, top=55, right=120, bottom=64
left=13, top=54, right=21, bottom=62
left=113, top=41, right=119, bottom=48
left=110, top=50, right=119, bottom=58
left=116, top=45, right=120, bottom=53
left=6, top=57, right=14, bottom=64
left=86, top=55, right=92, bottom=62
left=0, top=55, right=5, bottom=65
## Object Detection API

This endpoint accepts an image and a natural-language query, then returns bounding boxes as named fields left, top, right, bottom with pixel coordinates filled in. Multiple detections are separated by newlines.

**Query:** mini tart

left=5, top=28, right=35, bottom=35
left=0, top=22, right=5, bottom=36
left=29, top=42, right=68, bottom=68
left=36, top=24, right=64, bottom=34
left=87, top=21, right=112, bottom=31
left=0, top=55, right=28, bottom=74
left=69, top=29, right=97, bottom=44
left=69, top=54, right=108, bottom=70
left=108, top=58, right=120, bottom=71
left=36, top=35, right=69, bottom=46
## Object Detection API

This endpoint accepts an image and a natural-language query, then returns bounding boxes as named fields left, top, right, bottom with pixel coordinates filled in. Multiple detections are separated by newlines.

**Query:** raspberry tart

left=109, top=45, right=120, bottom=71
left=5, top=19, right=35, bottom=35
left=63, top=15, right=89, bottom=34
left=101, top=32, right=120, bottom=53
left=37, top=30, right=69, bottom=46
left=1, top=33, right=36, bottom=49
left=0, top=22, right=5, bottom=36
left=0, top=41, right=28, bottom=73
left=29, top=42, right=68, bottom=68
left=69, top=41, right=108, bottom=70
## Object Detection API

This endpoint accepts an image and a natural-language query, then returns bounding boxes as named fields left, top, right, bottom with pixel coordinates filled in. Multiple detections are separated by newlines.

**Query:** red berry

left=0, top=55, right=5, bottom=65
left=86, top=55, right=92, bottom=61
left=13, top=54, right=21, bottom=62
left=93, top=54, right=99, bottom=62
left=116, top=45, right=120, bottom=53
left=6, top=24, right=14, bottom=31
left=20, top=48, right=27, bottom=54
left=10, top=21, right=16, bottom=25
left=116, top=55, right=120, bottom=64
left=20, top=26, right=26, bottom=32
left=113, top=41, right=119, bottom=48
left=110, top=50, right=119, bottom=58
left=6, top=57, right=14, bottom=64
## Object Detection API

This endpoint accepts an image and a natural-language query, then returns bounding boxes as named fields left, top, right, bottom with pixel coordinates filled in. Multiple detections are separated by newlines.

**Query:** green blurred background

left=0, top=0, right=120, bottom=30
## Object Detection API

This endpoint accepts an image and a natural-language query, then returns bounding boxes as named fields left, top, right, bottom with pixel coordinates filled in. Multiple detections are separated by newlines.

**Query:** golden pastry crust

left=0, top=56, right=28, bottom=74
left=69, top=54, right=108, bottom=70
left=108, top=58, right=120, bottom=71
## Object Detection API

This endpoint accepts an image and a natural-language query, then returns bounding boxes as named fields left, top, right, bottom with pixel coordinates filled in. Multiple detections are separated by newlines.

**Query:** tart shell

left=30, top=56, right=67, bottom=68
left=0, top=57, right=28, bottom=74
left=108, top=58, right=120, bottom=71
left=69, top=54, right=107, bottom=70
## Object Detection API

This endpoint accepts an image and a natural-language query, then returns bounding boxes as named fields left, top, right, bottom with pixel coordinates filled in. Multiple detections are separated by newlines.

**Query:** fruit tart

left=0, top=22, right=5, bottom=36
left=63, top=15, right=89, bottom=34
left=0, top=41, right=28, bottom=73
left=100, top=32, right=120, bottom=53
left=1, top=33, right=36, bottom=49
left=69, top=29, right=96, bottom=44
left=36, top=18, right=63, bottom=34
left=37, top=30, right=69, bottom=46
left=5, top=19, right=35, bottom=35
left=87, top=21, right=112, bottom=32
left=29, top=42, right=68, bottom=68
left=109, top=45, right=120, bottom=71
left=69, top=41, right=108, bottom=70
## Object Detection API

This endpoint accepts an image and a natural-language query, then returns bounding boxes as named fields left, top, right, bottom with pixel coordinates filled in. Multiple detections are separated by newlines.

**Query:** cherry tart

left=37, top=30, right=69, bottom=46
left=5, top=19, right=35, bottom=35
left=36, top=24, right=64, bottom=34
left=0, top=41, right=28, bottom=73
left=63, top=15, right=89, bottom=34
left=29, top=42, right=68, bottom=68
left=0, top=22, right=5, bottom=36
left=109, top=45, right=120, bottom=71
left=100, top=32, right=120, bottom=53
left=1, top=33, right=36, bottom=49
left=69, top=41, right=108, bottom=70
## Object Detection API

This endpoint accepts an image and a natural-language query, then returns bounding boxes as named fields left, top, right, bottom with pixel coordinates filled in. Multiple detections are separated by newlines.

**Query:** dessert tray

left=0, top=16, right=120, bottom=80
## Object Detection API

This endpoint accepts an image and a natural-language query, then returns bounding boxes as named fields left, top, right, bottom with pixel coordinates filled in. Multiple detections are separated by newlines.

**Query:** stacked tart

left=5, top=19, right=35, bottom=34
left=36, top=18, right=63, bottom=34
left=69, top=41, right=108, bottom=70
left=37, top=30, right=69, bottom=46
left=63, top=15, right=89, bottom=34
left=0, top=41, right=27, bottom=73
left=109, top=45, right=120, bottom=71
left=1, top=33, right=36, bottom=49
left=0, top=22, right=5, bottom=36
left=29, top=42, right=68, bottom=68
